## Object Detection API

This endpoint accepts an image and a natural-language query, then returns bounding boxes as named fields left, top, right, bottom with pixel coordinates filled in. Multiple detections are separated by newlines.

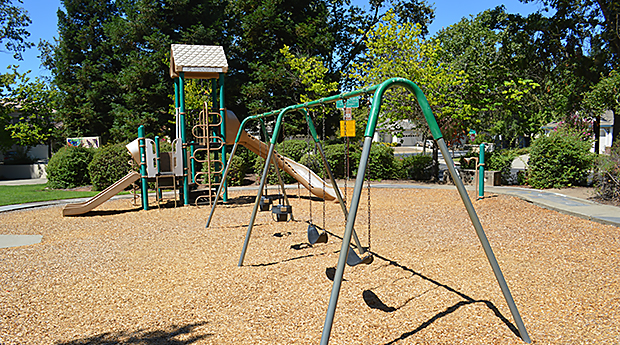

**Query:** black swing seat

left=259, top=195, right=272, bottom=211
left=347, top=246, right=373, bottom=266
left=272, top=204, right=292, bottom=222
left=307, top=224, right=328, bottom=244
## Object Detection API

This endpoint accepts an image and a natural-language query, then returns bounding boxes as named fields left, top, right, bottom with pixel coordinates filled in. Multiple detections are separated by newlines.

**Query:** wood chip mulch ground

left=1, top=187, right=618, bottom=344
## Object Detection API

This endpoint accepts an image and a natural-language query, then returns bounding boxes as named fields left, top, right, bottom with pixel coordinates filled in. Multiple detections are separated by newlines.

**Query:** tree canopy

left=20, top=0, right=620, bottom=152
left=0, top=0, right=33, bottom=60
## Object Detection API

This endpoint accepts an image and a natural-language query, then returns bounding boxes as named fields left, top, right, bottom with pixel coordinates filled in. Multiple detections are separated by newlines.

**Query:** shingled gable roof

left=169, top=44, right=228, bottom=79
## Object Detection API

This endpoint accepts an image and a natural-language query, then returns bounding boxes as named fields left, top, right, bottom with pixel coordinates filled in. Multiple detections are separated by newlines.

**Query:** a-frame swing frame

left=209, top=77, right=531, bottom=344
left=320, top=78, right=531, bottom=344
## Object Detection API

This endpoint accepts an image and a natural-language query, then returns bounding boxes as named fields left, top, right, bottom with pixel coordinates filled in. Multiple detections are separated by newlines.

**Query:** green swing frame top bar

left=216, top=77, right=531, bottom=344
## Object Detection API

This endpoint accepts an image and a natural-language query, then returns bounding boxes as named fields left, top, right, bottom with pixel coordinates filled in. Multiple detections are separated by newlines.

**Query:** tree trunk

left=432, top=142, right=439, bottom=181
left=594, top=114, right=601, bottom=154
left=613, top=110, right=619, bottom=149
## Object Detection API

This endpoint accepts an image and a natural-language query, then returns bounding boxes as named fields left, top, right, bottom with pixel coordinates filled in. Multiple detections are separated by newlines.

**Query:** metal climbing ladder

left=191, top=101, right=225, bottom=205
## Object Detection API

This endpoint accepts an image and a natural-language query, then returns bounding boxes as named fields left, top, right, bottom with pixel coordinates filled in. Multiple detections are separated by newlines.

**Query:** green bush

left=401, top=154, right=433, bottom=180
left=253, top=139, right=356, bottom=184
left=88, top=143, right=132, bottom=191
left=594, top=144, right=620, bottom=203
left=226, top=146, right=254, bottom=186
left=253, top=156, right=296, bottom=184
left=487, top=148, right=527, bottom=184
left=46, top=146, right=95, bottom=189
left=320, top=143, right=360, bottom=179
left=527, top=128, right=595, bottom=188
left=275, top=139, right=309, bottom=162
left=250, top=140, right=400, bottom=183
left=367, top=143, right=398, bottom=180
left=252, top=140, right=312, bottom=185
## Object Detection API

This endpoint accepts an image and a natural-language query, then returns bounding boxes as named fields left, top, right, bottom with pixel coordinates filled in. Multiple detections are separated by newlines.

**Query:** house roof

left=169, top=44, right=228, bottom=79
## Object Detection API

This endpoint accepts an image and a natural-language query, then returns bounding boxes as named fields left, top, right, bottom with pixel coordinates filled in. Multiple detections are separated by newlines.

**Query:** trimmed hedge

left=46, top=146, right=95, bottom=189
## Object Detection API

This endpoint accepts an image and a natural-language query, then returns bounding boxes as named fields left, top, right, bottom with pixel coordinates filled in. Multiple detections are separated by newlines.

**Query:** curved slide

left=225, top=111, right=337, bottom=201
left=62, top=171, right=140, bottom=216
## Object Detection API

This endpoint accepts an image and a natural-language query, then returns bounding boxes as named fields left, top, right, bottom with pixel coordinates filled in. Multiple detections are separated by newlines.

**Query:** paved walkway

left=486, top=186, right=620, bottom=227
left=0, top=177, right=48, bottom=186
left=1, top=179, right=618, bottom=249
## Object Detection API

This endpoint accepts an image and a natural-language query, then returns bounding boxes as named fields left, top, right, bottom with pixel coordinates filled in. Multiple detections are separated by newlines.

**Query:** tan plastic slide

left=62, top=171, right=140, bottom=216
left=225, top=111, right=337, bottom=201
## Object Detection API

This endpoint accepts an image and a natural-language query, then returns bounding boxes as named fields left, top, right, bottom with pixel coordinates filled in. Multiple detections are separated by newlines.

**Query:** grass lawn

left=0, top=184, right=100, bottom=206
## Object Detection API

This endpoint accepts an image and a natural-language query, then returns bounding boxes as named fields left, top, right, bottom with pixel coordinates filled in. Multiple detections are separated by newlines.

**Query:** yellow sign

left=340, top=120, right=356, bottom=137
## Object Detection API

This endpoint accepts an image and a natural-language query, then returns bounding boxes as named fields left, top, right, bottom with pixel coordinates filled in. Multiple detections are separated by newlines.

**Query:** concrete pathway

left=486, top=186, right=620, bottom=227
left=0, top=235, right=43, bottom=249
left=0, top=177, right=48, bottom=186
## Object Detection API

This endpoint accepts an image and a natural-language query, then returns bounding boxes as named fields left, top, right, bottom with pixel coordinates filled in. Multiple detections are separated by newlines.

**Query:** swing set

left=208, top=77, right=531, bottom=344
left=205, top=105, right=373, bottom=265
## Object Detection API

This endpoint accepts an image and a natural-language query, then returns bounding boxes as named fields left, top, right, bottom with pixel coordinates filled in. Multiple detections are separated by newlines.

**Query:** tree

left=0, top=0, right=34, bottom=151
left=105, top=0, right=229, bottom=141
left=520, top=0, right=619, bottom=69
left=0, top=67, right=57, bottom=156
left=349, top=9, right=467, bottom=179
left=225, top=0, right=435, bottom=125
left=0, top=0, right=33, bottom=60
left=45, top=0, right=435, bottom=144
left=280, top=44, right=339, bottom=136
left=43, top=0, right=120, bottom=143
left=498, top=1, right=614, bottom=141
left=584, top=70, right=620, bottom=148
left=44, top=0, right=229, bottom=143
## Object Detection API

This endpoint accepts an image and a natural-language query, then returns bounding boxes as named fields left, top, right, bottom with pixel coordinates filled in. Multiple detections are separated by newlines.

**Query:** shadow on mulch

left=234, top=223, right=524, bottom=343
left=364, top=252, right=522, bottom=344
left=66, top=207, right=142, bottom=217
left=56, top=322, right=211, bottom=345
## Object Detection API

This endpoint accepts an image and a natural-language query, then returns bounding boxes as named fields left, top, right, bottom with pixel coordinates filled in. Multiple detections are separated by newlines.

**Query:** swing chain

left=344, top=114, right=349, bottom=213
left=321, top=104, right=326, bottom=231
left=306, top=109, right=312, bottom=223
left=367, top=158, right=371, bottom=251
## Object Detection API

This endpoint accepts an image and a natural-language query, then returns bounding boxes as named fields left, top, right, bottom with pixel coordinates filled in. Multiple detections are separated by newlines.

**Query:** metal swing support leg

left=239, top=141, right=277, bottom=266
left=205, top=142, right=240, bottom=228
left=320, top=78, right=530, bottom=345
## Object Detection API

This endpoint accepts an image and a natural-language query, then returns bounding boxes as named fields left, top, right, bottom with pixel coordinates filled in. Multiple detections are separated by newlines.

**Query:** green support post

left=138, top=125, right=148, bottom=211
left=179, top=73, right=189, bottom=205
left=219, top=73, right=227, bottom=202
left=211, top=78, right=219, bottom=185
left=478, top=143, right=485, bottom=199
left=155, top=136, right=162, bottom=200
left=190, top=141, right=196, bottom=184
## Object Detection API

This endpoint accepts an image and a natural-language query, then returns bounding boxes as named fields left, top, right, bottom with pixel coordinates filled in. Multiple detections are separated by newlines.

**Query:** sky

left=1, top=0, right=546, bottom=79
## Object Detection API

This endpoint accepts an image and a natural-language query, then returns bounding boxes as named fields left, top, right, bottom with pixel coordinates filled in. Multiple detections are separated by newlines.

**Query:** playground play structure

left=63, top=44, right=530, bottom=343
left=62, top=45, right=336, bottom=216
